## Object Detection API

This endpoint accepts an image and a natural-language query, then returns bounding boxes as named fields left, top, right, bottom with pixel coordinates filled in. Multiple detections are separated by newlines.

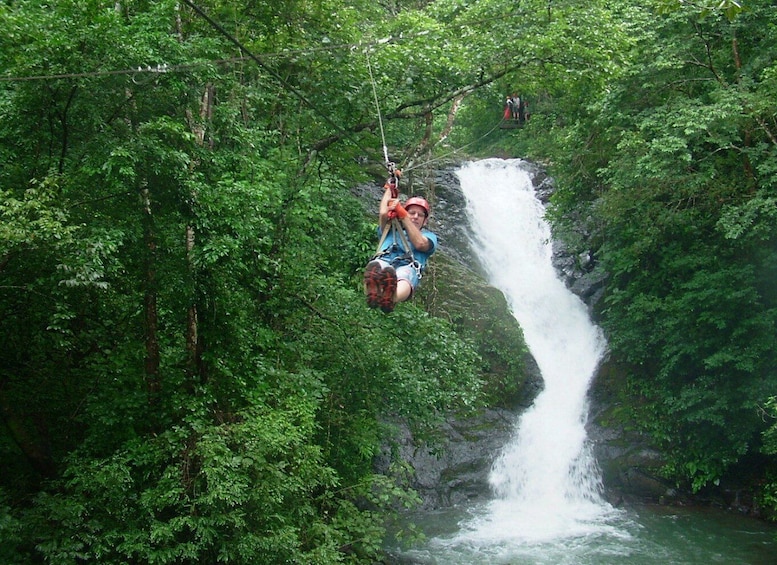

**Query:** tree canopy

left=2, top=0, right=777, bottom=562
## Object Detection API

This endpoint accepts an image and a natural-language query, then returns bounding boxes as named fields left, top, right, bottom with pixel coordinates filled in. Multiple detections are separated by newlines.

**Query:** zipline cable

left=366, top=48, right=401, bottom=197
left=181, top=1, right=524, bottom=203
left=0, top=10, right=516, bottom=84
left=0, top=40, right=392, bottom=83
left=4, top=0, right=514, bottom=183
left=403, top=117, right=506, bottom=174
left=366, top=49, right=390, bottom=166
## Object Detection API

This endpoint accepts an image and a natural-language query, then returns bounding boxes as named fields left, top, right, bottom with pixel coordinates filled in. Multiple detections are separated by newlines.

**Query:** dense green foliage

left=2, top=0, right=777, bottom=562
left=533, top=0, right=777, bottom=497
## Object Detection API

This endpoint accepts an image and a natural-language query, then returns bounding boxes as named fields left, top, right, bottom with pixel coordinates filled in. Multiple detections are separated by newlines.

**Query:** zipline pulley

left=384, top=161, right=401, bottom=199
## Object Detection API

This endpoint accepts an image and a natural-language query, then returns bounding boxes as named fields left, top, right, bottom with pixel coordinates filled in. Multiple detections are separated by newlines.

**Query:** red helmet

left=404, top=196, right=430, bottom=217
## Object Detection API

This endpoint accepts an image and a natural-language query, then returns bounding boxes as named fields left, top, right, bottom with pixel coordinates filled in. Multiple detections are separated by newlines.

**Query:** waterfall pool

left=389, top=502, right=777, bottom=564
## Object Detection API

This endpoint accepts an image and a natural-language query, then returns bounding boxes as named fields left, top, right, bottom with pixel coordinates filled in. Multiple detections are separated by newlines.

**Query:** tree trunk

left=140, top=182, right=161, bottom=405
left=185, top=224, right=202, bottom=383
left=183, top=83, right=214, bottom=385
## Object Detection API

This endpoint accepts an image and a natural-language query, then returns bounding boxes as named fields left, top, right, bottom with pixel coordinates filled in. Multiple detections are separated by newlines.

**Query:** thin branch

left=307, top=67, right=513, bottom=159
left=67, top=190, right=133, bottom=209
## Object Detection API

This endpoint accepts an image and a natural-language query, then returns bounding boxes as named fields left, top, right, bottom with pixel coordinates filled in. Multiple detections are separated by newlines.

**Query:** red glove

left=387, top=199, right=407, bottom=220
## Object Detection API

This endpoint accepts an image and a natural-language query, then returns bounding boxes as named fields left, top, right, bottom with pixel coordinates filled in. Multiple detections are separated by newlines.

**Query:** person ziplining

left=362, top=50, right=437, bottom=313
left=363, top=164, right=437, bottom=313
left=183, top=1, right=440, bottom=314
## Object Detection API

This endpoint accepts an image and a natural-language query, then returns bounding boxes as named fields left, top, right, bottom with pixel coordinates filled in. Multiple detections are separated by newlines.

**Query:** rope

left=366, top=50, right=390, bottom=166
left=366, top=48, right=402, bottom=199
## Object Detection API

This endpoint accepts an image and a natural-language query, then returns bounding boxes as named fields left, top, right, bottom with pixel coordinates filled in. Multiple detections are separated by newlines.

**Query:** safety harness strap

left=371, top=163, right=422, bottom=277
left=373, top=217, right=411, bottom=258
left=371, top=217, right=423, bottom=278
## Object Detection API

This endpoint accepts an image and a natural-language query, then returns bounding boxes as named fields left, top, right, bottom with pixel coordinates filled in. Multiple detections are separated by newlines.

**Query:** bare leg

left=395, top=279, right=413, bottom=304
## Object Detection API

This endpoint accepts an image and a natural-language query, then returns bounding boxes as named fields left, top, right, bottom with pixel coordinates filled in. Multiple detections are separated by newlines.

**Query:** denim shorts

left=376, top=258, right=420, bottom=291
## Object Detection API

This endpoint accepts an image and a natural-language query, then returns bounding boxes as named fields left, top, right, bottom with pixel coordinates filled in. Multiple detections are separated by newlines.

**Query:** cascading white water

left=452, top=158, right=615, bottom=545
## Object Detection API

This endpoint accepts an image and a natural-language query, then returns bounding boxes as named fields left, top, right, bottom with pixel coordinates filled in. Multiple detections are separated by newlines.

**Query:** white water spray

left=453, top=158, right=615, bottom=545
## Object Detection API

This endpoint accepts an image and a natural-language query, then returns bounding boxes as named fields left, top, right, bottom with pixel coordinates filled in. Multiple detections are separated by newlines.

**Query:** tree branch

left=306, top=68, right=513, bottom=162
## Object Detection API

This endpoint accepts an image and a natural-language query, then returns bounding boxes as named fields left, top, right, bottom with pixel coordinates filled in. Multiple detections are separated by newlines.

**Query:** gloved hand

left=387, top=199, right=407, bottom=220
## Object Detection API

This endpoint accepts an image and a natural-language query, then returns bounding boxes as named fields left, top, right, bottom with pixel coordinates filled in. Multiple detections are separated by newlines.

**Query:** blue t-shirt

left=376, top=224, right=438, bottom=270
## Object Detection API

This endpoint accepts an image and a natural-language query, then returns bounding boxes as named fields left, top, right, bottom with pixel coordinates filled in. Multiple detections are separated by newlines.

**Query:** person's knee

left=396, top=279, right=413, bottom=302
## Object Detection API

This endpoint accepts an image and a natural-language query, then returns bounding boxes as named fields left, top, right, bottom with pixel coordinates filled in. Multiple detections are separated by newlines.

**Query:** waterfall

left=453, top=158, right=614, bottom=544
left=394, top=161, right=776, bottom=564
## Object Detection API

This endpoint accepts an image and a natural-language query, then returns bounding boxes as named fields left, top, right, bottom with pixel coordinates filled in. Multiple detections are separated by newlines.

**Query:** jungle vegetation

left=1, top=0, right=776, bottom=562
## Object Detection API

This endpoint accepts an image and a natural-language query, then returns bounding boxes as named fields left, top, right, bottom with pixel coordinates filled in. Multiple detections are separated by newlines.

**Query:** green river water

left=391, top=502, right=777, bottom=564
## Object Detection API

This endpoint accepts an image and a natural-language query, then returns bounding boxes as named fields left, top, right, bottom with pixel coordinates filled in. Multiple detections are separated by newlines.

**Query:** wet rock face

left=375, top=346, right=544, bottom=511
left=428, top=167, right=482, bottom=272
left=375, top=409, right=518, bottom=511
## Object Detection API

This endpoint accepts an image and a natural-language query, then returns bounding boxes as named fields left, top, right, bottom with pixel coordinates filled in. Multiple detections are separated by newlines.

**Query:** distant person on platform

left=517, top=96, right=526, bottom=124
left=363, top=188, right=437, bottom=313
left=504, top=96, right=513, bottom=120
left=510, top=94, right=521, bottom=120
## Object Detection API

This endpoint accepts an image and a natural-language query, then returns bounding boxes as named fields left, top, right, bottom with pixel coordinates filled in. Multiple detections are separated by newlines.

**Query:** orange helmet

left=404, top=196, right=430, bottom=217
